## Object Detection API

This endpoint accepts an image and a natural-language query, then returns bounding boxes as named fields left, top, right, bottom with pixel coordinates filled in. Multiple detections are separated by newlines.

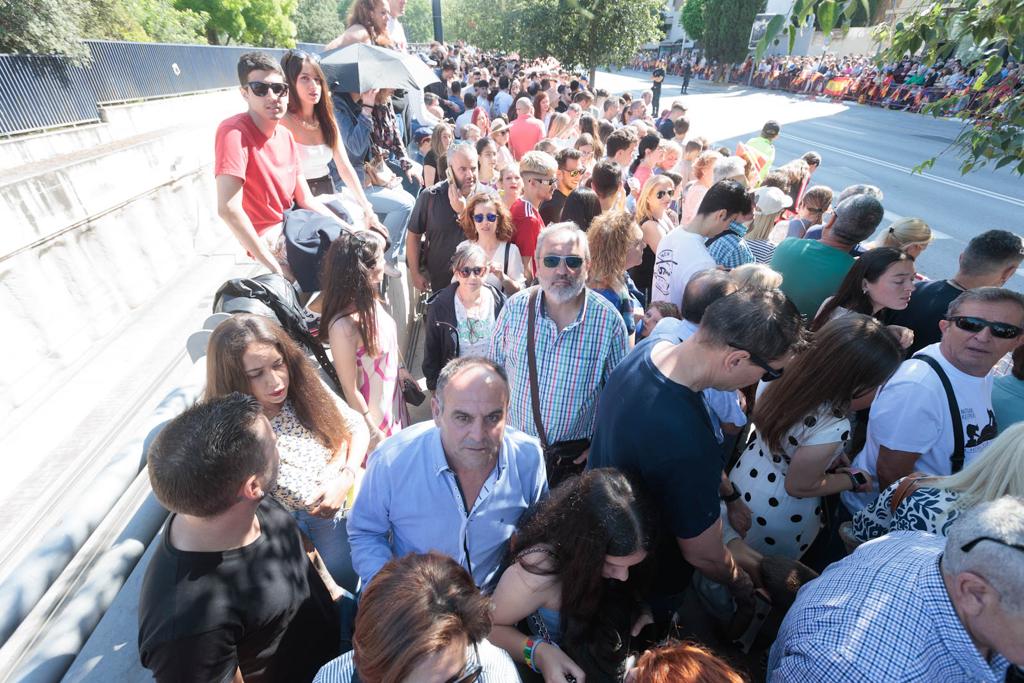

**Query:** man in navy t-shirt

left=589, top=289, right=803, bottom=612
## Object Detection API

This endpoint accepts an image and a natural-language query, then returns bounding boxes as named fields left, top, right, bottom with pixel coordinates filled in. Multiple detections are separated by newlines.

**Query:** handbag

left=527, top=288, right=588, bottom=487
left=401, top=378, right=426, bottom=406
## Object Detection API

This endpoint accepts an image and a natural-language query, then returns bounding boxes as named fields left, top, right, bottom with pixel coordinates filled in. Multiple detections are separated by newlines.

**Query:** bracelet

left=524, top=637, right=551, bottom=673
left=337, top=465, right=356, bottom=481
left=847, top=472, right=860, bottom=491
left=721, top=482, right=741, bottom=503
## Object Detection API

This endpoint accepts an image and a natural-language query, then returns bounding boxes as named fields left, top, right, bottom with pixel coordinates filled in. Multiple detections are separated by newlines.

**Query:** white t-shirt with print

left=650, top=228, right=717, bottom=309
left=843, top=342, right=996, bottom=512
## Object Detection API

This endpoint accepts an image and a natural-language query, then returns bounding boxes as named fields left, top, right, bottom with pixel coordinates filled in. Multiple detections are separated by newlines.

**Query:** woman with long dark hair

left=812, top=247, right=916, bottom=348
left=279, top=51, right=384, bottom=235
left=490, top=469, right=653, bottom=683
left=728, top=314, right=903, bottom=559
left=321, top=232, right=415, bottom=449
left=629, top=133, right=664, bottom=188
left=205, top=313, right=368, bottom=589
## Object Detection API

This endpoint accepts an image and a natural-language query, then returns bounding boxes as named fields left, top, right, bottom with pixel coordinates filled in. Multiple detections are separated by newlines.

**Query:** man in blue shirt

left=347, top=357, right=547, bottom=591
left=769, top=498, right=1024, bottom=682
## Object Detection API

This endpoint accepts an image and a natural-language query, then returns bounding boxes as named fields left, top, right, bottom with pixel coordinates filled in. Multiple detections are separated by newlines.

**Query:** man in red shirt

left=507, top=98, right=546, bottom=161
left=510, top=150, right=557, bottom=276
left=214, top=52, right=338, bottom=277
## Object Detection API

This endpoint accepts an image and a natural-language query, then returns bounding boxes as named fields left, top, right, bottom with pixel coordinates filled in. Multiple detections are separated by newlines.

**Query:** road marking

left=806, top=121, right=863, bottom=135
left=786, top=133, right=1024, bottom=208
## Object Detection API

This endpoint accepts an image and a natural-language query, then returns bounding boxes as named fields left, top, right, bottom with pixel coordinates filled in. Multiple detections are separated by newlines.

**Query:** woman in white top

left=459, top=192, right=524, bottom=295
left=205, top=313, right=369, bottom=591
left=546, top=113, right=576, bottom=149
left=476, top=136, right=500, bottom=190
left=280, top=50, right=380, bottom=232
left=629, top=175, right=676, bottom=304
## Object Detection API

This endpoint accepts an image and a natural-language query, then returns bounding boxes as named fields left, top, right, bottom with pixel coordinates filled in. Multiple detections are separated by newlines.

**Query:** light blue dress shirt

left=347, top=422, right=547, bottom=591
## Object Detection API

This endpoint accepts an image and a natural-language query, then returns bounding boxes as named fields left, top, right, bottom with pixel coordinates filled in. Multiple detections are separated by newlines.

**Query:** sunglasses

left=446, top=645, right=483, bottom=683
left=947, top=315, right=1022, bottom=340
left=541, top=255, right=584, bottom=269
left=473, top=213, right=497, bottom=223
left=528, top=176, right=557, bottom=186
left=729, top=343, right=784, bottom=382
left=247, top=81, right=289, bottom=97
left=565, top=169, right=584, bottom=178
left=656, top=190, right=672, bottom=199
left=961, top=536, right=1024, bottom=554
left=457, top=266, right=486, bottom=277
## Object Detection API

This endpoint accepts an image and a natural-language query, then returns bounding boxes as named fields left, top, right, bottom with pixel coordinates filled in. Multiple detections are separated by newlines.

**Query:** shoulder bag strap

left=503, top=241, right=511, bottom=274
left=704, top=229, right=732, bottom=248
left=888, top=472, right=928, bottom=515
left=527, top=287, right=550, bottom=449
left=912, top=354, right=965, bottom=473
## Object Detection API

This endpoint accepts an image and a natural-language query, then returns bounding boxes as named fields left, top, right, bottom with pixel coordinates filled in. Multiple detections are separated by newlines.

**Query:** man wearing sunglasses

left=844, top=287, right=1024, bottom=515
left=539, top=148, right=583, bottom=224
left=510, top=151, right=558, bottom=275
left=215, top=52, right=342, bottom=278
left=589, top=289, right=803, bottom=626
left=770, top=498, right=1024, bottom=682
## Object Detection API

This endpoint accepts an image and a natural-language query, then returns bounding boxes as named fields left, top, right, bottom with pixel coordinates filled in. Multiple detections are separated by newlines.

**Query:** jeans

left=365, top=184, right=415, bottom=264
left=292, top=509, right=358, bottom=595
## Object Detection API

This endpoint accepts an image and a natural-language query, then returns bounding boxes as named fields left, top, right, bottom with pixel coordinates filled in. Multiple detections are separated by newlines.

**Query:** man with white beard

left=488, top=222, right=628, bottom=485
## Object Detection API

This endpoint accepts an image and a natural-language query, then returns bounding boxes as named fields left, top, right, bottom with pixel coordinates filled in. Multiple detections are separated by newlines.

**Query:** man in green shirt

left=771, top=194, right=884, bottom=317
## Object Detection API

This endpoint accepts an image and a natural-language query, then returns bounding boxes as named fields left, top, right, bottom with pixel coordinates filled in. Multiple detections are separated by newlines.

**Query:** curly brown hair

left=587, top=210, right=642, bottom=288
left=346, top=0, right=392, bottom=47
left=459, top=192, right=515, bottom=241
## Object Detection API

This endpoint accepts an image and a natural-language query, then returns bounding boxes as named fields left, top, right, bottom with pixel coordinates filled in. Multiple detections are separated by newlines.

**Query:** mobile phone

left=852, top=471, right=868, bottom=486
left=445, top=166, right=456, bottom=187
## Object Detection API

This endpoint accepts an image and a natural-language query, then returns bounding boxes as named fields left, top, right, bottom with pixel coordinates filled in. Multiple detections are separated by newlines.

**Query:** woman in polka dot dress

left=728, top=315, right=904, bottom=559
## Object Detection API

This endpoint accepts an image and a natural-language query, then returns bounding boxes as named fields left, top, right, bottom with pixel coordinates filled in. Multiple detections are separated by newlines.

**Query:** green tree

left=759, top=0, right=1024, bottom=176
left=81, top=0, right=206, bottom=43
left=680, top=0, right=705, bottom=43
left=702, top=0, right=763, bottom=63
left=175, top=0, right=297, bottom=46
left=402, top=0, right=434, bottom=43
left=292, top=0, right=344, bottom=43
left=0, top=0, right=90, bottom=57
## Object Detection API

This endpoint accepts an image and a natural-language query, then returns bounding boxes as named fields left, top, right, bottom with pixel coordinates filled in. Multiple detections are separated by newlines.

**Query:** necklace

left=289, top=112, right=320, bottom=130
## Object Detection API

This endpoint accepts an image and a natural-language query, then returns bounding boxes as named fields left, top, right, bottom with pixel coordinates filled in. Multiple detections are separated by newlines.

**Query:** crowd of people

left=632, top=51, right=1023, bottom=114
left=136, top=2, right=1024, bottom=681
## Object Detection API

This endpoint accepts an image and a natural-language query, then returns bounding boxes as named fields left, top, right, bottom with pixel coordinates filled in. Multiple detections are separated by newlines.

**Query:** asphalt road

left=602, top=68, right=1024, bottom=290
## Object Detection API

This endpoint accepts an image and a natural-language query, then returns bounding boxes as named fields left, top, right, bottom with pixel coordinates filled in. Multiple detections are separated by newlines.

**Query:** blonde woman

left=849, top=423, right=1024, bottom=544
left=731, top=262, right=783, bottom=291
left=422, top=122, right=453, bottom=187
left=874, top=217, right=932, bottom=259
left=546, top=112, right=575, bottom=148
left=744, top=186, right=792, bottom=264
left=587, top=210, right=645, bottom=345
left=628, top=175, right=676, bottom=303
left=680, top=150, right=722, bottom=225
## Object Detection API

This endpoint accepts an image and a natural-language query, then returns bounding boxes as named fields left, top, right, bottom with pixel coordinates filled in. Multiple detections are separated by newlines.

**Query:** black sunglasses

left=656, top=190, right=672, bottom=199
left=458, top=266, right=486, bottom=277
left=473, top=213, right=497, bottom=223
left=947, top=315, right=1022, bottom=340
left=527, top=176, right=557, bottom=186
left=446, top=644, right=483, bottom=683
left=960, top=536, right=1024, bottom=554
left=729, top=343, right=784, bottom=382
left=541, top=255, right=584, bottom=269
left=247, top=80, right=289, bottom=97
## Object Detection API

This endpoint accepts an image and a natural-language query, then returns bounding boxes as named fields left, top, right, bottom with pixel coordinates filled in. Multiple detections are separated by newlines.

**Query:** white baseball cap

left=753, top=186, right=794, bottom=215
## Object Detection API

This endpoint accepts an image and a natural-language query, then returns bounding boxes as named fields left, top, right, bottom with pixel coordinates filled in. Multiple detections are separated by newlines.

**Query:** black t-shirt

left=540, top=189, right=568, bottom=224
left=588, top=341, right=723, bottom=593
left=139, top=498, right=340, bottom=683
left=408, top=180, right=469, bottom=291
left=888, top=279, right=961, bottom=355
left=657, top=117, right=675, bottom=140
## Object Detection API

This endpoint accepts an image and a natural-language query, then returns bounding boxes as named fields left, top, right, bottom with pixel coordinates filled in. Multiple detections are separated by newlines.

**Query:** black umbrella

left=320, top=43, right=439, bottom=93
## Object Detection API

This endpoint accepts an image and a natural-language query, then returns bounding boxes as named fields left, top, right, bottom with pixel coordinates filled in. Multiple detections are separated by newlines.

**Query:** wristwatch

left=721, top=483, right=742, bottom=503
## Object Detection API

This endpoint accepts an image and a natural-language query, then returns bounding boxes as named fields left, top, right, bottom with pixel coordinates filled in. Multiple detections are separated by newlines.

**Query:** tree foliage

left=292, top=0, right=344, bottom=43
left=402, top=0, right=434, bottom=44
left=175, top=0, right=297, bottom=46
left=703, top=0, right=763, bottom=63
left=680, top=0, right=705, bottom=43
left=0, top=0, right=91, bottom=57
left=759, top=0, right=1024, bottom=176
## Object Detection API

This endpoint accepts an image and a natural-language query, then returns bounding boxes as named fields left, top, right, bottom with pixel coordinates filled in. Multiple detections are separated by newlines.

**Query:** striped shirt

left=768, top=532, right=1011, bottom=682
left=313, top=640, right=522, bottom=683
left=489, top=287, right=628, bottom=443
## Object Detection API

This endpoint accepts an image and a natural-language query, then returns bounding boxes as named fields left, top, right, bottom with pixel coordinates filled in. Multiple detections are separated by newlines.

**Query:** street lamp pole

left=432, top=0, right=443, bottom=43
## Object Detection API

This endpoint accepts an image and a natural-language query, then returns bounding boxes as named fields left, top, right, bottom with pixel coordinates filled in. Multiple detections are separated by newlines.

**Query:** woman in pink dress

left=322, top=231, right=415, bottom=451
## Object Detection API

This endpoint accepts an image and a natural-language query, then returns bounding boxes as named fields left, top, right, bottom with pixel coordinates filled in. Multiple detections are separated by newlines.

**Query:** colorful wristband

left=524, top=637, right=550, bottom=673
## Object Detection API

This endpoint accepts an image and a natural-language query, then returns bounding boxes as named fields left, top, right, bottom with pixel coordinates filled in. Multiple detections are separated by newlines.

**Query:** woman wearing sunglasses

left=727, top=314, right=902, bottom=559
left=629, top=175, right=677, bottom=305
left=312, top=552, right=520, bottom=683
left=459, top=193, right=525, bottom=295
left=423, top=241, right=506, bottom=393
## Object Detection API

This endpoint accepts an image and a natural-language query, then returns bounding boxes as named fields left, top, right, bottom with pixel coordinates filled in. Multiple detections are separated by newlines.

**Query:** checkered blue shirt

left=768, top=531, right=1012, bottom=682
left=707, top=221, right=755, bottom=269
left=488, top=287, right=628, bottom=443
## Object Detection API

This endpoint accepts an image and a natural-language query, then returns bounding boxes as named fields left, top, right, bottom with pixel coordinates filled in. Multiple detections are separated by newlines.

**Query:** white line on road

left=806, top=121, right=863, bottom=136
left=786, top=133, right=1024, bottom=208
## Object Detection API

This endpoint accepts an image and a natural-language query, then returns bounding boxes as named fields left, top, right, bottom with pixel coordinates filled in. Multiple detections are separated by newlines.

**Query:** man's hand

left=409, top=268, right=430, bottom=292
left=448, top=182, right=468, bottom=214
left=726, top=498, right=752, bottom=538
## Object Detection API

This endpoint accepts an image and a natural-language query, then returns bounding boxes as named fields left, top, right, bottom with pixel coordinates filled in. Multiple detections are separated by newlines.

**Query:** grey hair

left=836, top=184, right=884, bottom=204
left=713, top=156, right=747, bottom=184
left=447, top=141, right=478, bottom=164
left=942, top=497, right=1024, bottom=614
left=534, top=221, right=590, bottom=261
left=515, top=97, right=533, bottom=111
left=831, top=194, right=885, bottom=245
left=946, top=286, right=1024, bottom=324
left=435, top=357, right=510, bottom=411
left=450, top=240, right=487, bottom=272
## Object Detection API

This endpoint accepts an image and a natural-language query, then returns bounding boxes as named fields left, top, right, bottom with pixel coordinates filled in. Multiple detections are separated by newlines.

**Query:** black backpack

left=212, top=274, right=341, bottom=391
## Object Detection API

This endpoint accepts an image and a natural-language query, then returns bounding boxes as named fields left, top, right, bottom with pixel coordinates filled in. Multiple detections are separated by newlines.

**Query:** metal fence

left=0, top=40, right=325, bottom=137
